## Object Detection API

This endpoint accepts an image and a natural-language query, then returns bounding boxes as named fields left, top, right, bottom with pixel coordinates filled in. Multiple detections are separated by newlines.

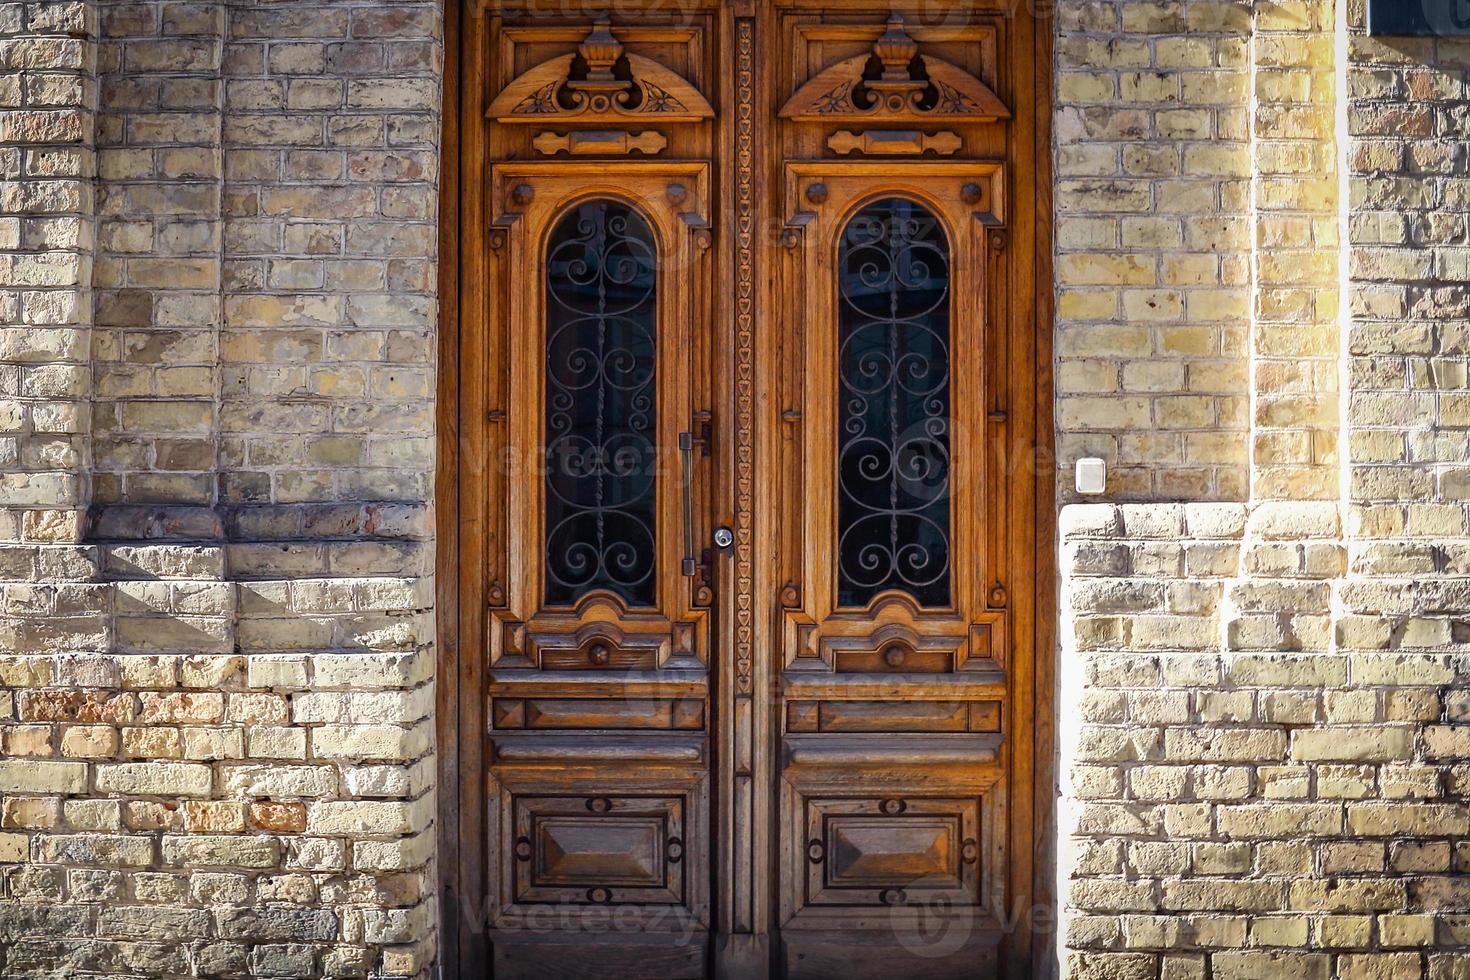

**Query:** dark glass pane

left=837, top=198, right=951, bottom=608
left=544, top=200, right=658, bottom=606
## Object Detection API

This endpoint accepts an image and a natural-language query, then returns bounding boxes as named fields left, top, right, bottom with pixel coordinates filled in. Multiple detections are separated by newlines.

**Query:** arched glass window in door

left=836, top=197, right=952, bottom=608
left=544, top=199, right=659, bottom=607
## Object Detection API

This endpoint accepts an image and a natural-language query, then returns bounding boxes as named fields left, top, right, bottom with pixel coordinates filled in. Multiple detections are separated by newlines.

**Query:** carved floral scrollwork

left=778, top=15, right=1009, bottom=124
left=488, top=20, right=715, bottom=125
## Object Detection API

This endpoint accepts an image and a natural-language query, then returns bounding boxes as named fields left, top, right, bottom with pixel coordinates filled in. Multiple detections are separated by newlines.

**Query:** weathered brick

left=220, top=764, right=337, bottom=798
left=18, top=690, right=134, bottom=724
left=1291, top=727, right=1414, bottom=762
left=248, top=800, right=306, bottom=833
left=306, top=799, right=417, bottom=835
left=136, top=691, right=225, bottom=724
left=216, top=906, right=338, bottom=942
left=161, top=834, right=281, bottom=869
left=37, top=834, right=153, bottom=867
left=0, top=758, right=86, bottom=793
left=95, top=762, right=212, bottom=797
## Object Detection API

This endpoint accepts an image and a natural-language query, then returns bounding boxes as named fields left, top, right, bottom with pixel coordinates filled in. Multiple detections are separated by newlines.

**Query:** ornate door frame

left=436, top=2, right=1056, bottom=976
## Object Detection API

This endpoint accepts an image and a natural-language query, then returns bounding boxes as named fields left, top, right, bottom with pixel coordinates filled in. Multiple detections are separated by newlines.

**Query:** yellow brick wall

left=1057, top=3, right=1470, bottom=978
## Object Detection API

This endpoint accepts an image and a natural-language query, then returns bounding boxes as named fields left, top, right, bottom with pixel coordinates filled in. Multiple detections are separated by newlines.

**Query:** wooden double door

left=445, top=2, right=1051, bottom=977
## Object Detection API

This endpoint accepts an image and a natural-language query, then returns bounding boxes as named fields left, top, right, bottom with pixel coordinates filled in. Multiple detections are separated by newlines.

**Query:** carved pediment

left=778, top=16, right=1009, bottom=124
left=488, top=20, right=715, bottom=125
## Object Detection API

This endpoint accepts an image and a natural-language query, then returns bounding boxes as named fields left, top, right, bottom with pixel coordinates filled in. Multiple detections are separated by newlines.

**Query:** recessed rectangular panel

left=495, top=698, right=705, bottom=731
left=816, top=700, right=968, bottom=733
left=534, top=816, right=665, bottom=887
left=968, top=700, right=1002, bottom=733
left=801, top=796, right=980, bottom=908
left=969, top=620, right=995, bottom=661
left=539, top=648, right=660, bottom=670
left=961, top=612, right=1009, bottom=670
left=826, top=817, right=958, bottom=887
left=787, top=701, right=820, bottom=733
left=781, top=933, right=998, bottom=980
left=493, top=935, right=708, bottom=980
left=512, top=795, right=684, bottom=906
left=833, top=648, right=952, bottom=673
left=786, top=699, right=1003, bottom=733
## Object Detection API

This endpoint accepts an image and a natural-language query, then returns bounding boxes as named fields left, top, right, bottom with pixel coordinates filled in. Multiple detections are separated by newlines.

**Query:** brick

left=1212, top=952, right=1329, bottom=980
left=181, top=727, right=244, bottom=760
left=160, top=835, right=281, bottom=869
left=245, top=655, right=309, bottom=689
left=95, top=763, right=212, bottom=797
left=1347, top=804, right=1470, bottom=837
left=1162, top=880, right=1283, bottom=913
left=136, top=692, right=224, bottom=724
left=63, top=799, right=121, bottom=832
left=37, top=834, right=154, bottom=867
left=18, top=691, right=134, bottom=724
left=1290, top=727, right=1414, bottom=762
left=310, top=722, right=428, bottom=760
left=59, top=725, right=117, bottom=758
left=249, top=801, right=306, bottom=833
left=183, top=801, right=245, bottom=833
left=96, top=906, right=211, bottom=941
left=220, top=764, right=337, bottom=798
left=306, top=800, right=417, bottom=835
left=1218, top=804, right=1343, bottom=838
left=216, top=906, right=338, bottom=942
left=1288, top=879, right=1406, bottom=913
left=0, top=758, right=86, bottom=793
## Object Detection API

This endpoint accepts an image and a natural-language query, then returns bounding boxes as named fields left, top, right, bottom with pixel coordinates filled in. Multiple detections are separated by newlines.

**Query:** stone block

left=95, top=762, right=212, bottom=797
left=37, top=833, right=153, bottom=867
left=245, top=655, right=309, bottom=689
left=249, top=801, right=306, bottom=833
left=1290, top=727, right=1414, bottom=762
left=161, top=834, right=281, bottom=869
left=63, top=799, right=121, bottom=832
left=306, top=799, right=420, bottom=835
left=1212, top=952, right=1329, bottom=980
left=220, top=764, right=337, bottom=798
left=310, top=722, right=429, bottom=761
left=96, top=906, right=211, bottom=941
left=0, top=758, right=86, bottom=793
left=216, top=906, right=338, bottom=942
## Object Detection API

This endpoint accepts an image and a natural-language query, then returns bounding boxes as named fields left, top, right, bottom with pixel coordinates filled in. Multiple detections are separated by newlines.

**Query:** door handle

left=679, top=429, right=696, bottom=576
left=678, top=419, right=711, bottom=577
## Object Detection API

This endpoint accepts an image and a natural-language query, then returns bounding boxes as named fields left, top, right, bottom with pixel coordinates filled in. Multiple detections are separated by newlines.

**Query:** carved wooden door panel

left=767, top=11, right=1041, bottom=978
left=454, top=4, right=1048, bottom=978
left=460, top=9, right=719, bottom=978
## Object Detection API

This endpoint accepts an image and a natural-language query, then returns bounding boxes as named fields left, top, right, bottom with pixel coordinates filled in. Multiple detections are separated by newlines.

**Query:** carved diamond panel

left=512, top=795, right=684, bottom=906
left=802, top=796, right=979, bottom=909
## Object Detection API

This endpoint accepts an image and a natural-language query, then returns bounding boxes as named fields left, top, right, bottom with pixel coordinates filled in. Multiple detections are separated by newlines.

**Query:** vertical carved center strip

left=735, top=18, right=756, bottom=695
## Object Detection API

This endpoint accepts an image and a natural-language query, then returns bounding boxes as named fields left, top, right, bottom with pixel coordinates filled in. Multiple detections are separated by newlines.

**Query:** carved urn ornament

left=573, top=19, right=624, bottom=91
left=870, top=15, right=922, bottom=94
left=778, top=15, right=1010, bottom=123
left=487, top=19, right=715, bottom=124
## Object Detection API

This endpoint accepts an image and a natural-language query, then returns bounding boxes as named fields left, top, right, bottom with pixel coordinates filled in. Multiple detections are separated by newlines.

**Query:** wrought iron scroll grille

left=544, top=200, right=659, bottom=607
left=836, top=197, right=952, bottom=608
